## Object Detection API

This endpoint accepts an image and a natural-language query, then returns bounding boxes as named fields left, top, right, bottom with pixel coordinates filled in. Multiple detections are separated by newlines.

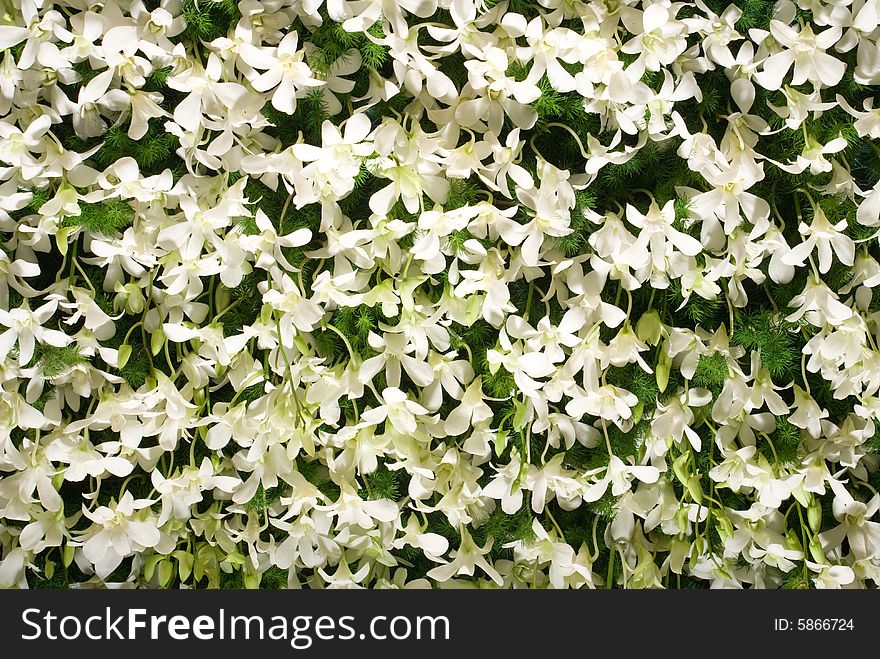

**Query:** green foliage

left=475, top=503, right=534, bottom=559
left=63, top=200, right=133, bottom=235
left=732, top=311, right=799, bottom=381
left=668, top=281, right=724, bottom=328
left=361, top=23, right=389, bottom=69
left=482, top=362, right=516, bottom=398
left=222, top=273, right=263, bottom=335
left=246, top=485, right=281, bottom=514
left=118, top=346, right=151, bottom=389
left=361, top=462, right=401, bottom=500
left=308, top=20, right=388, bottom=74
left=95, top=125, right=178, bottom=174
left=693, top=353, right=729, bottom=397
left=179, top=0, right=239, bottom=43
left=607, top=364, right=659, bottom=411
left=36, top=345, right=86, bottom=378
left=144, top=66, right=173, bottom=91
left=298, top=458, right=340, bottom=500
left=260, top=566, right=289, bottom=589
left=588, top=491, right=619, bottom=519
left=333, top=305, right=377, bottom=353
left=771, top=417, right=801, bottom=464
left=732, top=0, right=774, bottom=33
left=445, top=178, right=481, bottom=210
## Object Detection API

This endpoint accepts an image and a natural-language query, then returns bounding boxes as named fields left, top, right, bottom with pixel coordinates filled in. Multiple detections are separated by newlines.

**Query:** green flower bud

left=118, top=344, right=132, bottom=369
left=55, top=225, right=77, bottom=257
left=176, top=551, right=194, bottom=583
left=686, top=475, right=704, bottom=504
left=809, top=536, right=826, bottom=564
left=631, top=399, right=644, bottom=424
left=656, top=361, right=670, bottom=394
left=691, top=535, right=706, bottom=560
left=260, top=303, right=273, bottom=325
left=114, top=281, right=145, bottom=314
left=243, top=567, right=262, bottom=589
left=672, top=452, right=690, bottom=486
left=669, top=536, right=690, bottom=574
left=158, top=558, right=175, bottom=587
left=62, top=544, right=75, bottom=568
left=513, top=398, right=528, bottom=430
left=494, top=429, right=508, bottom=456
left=676, top=507, right=688, bottom=535
left=636, top=309, right=664, bottom=345
left=784, top=528, right=802, bottom=552
left=215, top=284, right=232, bottom=314
left=808, top=499, right=822, bottom=533
left=151, top=326, right=165, bottom=356
left=715, top=513, right=734, bottom=542
left=656, top=345, right=672, bottom=393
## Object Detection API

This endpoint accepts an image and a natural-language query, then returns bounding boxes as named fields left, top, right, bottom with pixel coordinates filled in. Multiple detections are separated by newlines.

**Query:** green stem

left=606, top=545, right=616, bottom=589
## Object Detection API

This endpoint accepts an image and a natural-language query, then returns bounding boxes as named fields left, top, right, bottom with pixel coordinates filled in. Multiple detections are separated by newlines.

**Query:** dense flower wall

left=1, top=0, right=880, bottom=589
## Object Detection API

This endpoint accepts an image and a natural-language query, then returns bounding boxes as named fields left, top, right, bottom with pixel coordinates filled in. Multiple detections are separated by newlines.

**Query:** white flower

left=291, top=113, right=374, bottom=204
left=783, top=204, right=855, bottom=274
left=819, top=480, right=880, bottom=560
left=481, top=455, right=524, bottom=514
left=583, top=455, right=660, bottom=502
left=755, top=21, right=845, bottom=90
left=808, top=562, right=856, bottom=589
left=445, top=377, right=492, bottom=436
left=261, top=272, right=324, bottom=333
left=0, top=300, right=71, bottom=366
left=620, top=4, right=689, bottom=75
left=73, top=492, right=171, bottom=579
left=240, top=209, right=312, bottom=272
left=566, top=384, right=638, bottom=429
left=426, top=526, right=504, bottom=586
left=360, top=387, right=428, bottom=435
left=250, top=32, right=324, bottom=114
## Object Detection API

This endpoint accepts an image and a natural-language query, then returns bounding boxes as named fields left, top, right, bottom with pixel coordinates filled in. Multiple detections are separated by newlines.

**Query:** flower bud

left=715, top=513, right=734, bottom=542
left=691, top=535, right=705, bottom=559
left=676, top=507, right=688, bottom=535
left=809, top=536, right=826, bottom=564
left=158, top=558, right=174, bottom=587
left=118, top=344, right=132, bottom=369
left=494, top=429, right=508, bottom=456
left=808, top=499, right=822, bottom=533
left=243, top=566, right=262, bottom=589
left=656, top=361, right=670, bottom=394
left=55, top=225, right=76, bottom=257
left=636, top=309, right=664, bottom=345
left=114, top=281, right=145, bottom=315
left=151, top=326, right=165, bottom=355
left=672, top=452, right=690, bottom=486
left=669, top=536, right=689, bottom=574
left=784, top=528, right=802, bottom=552
left=631, top=400, right=644, bottom=424
left=62, top=544, right=75, bottom=568
left=215, top=284, right=232, bottom=313
left=686, top=475, right=704, bottom=504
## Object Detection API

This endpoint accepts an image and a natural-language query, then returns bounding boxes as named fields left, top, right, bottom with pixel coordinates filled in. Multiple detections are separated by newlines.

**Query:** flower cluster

left=1, top=0, right=880, bottom=590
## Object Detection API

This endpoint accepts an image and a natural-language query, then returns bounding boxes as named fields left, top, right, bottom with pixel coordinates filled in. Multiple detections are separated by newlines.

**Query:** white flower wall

left=1, top=0, right=880, bottom=589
